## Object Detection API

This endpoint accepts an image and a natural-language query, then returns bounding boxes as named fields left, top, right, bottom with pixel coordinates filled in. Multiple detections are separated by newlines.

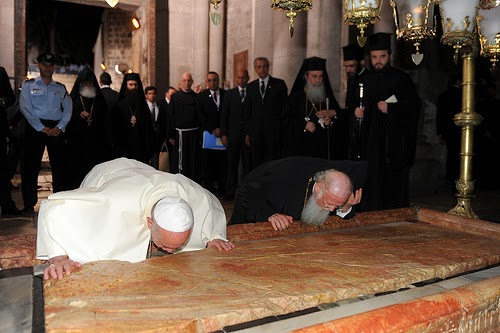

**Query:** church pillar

left=208, top=1, right=225, bottom=82
left=14, top=0, right=26, bottom=88
left=251, top=0, right=274, bottom=74
left=193, top=0, right=209, bottom=87
left=307, top=4, right=343, bottom=100
left=271, top=11, right=306, bottom=89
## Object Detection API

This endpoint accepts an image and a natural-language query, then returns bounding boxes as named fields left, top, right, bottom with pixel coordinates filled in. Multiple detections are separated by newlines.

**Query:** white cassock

left=36, top=158, right=228, bottom=264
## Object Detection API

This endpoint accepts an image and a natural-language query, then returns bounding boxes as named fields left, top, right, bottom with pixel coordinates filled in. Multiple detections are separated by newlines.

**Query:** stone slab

left=43, top=220, right=500, bottom=332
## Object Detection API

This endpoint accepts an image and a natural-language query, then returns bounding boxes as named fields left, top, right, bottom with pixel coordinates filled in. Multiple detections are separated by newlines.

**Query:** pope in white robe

left=36, top=158, right=230, bottom=265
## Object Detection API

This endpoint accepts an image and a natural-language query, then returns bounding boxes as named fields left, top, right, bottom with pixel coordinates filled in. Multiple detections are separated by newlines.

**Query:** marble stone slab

left=43, top=221, right=500, bottom=332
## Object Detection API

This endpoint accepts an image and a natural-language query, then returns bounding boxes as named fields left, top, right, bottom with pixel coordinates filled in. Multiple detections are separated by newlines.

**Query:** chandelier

left=390, top=0, right=437, bottom=65
left=343, top=0, right=384, bottom=47
left=271, top=0, right=313, bottom=38
left=477, top=1, right=500, bottom=72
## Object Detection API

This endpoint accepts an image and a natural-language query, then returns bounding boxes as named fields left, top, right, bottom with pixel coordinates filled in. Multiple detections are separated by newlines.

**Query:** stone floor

left=1, top=159, right=499, bottom=333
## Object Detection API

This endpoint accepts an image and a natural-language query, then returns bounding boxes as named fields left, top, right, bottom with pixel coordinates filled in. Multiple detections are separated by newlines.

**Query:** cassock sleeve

left=36, top=200, right=68, bottom=260
left=200, top=194, right=228, bottom=244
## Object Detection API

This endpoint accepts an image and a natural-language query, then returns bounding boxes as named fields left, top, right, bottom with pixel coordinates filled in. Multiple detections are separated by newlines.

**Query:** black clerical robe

left=229, top=156, right=367, bottom=224
left=65, top=94, right=113, bottom=189
left=347, top=68, right=369, bottom=161
left=287, top=91, right=347, bottom=160
left=167, top=90, right=201, bottom=181
left=355, top=66, right=420, bottom=211
left=111, top=96, right=156, bottom=164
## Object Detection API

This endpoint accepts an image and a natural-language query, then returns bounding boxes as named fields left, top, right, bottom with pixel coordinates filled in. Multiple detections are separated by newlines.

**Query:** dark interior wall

left=155, top=0, right=169, bottom=99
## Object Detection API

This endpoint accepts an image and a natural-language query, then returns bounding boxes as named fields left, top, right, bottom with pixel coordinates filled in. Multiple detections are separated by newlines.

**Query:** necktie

left=260, top=81, right=265, bottom=97
left=240, top=88, right=245, bottom=101
left=213, top=91, right=217, bottom=103
left=150, top=104, right=156, bottom=122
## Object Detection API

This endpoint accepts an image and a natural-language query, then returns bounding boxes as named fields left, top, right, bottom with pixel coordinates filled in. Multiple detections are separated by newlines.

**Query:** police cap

left=37, top=53, right=57, bottom=64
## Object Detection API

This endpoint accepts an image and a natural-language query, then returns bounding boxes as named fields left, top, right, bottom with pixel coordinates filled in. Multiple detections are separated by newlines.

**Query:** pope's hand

left=207, top=239, right=235, bottom=251
left=268, top=213, right=293, bottom=231
left=44, top=255, right=82, bottom=280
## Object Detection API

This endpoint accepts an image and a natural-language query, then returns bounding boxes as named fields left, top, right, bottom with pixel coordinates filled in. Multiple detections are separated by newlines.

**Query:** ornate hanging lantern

left=390, top=0, right=438, bottom=65
left=343, top=0, right=384, bottom=47
left=105, top=0, right=119, bottom=8
left=477, top=2, right=500, bottom=73
left=439, top=0, right=480, bottom=62
left=271, top=0, right=313, bottom=38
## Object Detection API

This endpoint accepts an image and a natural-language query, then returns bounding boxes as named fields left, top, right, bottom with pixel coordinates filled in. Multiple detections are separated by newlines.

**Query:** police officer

left=19, top=52, right=72, bottom=213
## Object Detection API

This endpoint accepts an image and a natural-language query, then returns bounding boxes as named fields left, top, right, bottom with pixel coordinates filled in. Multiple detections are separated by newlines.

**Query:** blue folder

left=202, top=131, right=226, bottom=150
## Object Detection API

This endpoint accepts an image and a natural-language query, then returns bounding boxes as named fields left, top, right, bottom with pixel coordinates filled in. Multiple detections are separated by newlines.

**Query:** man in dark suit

left=244, top=57, right=289, bottom=169
left=197, top=71, right=227, bottom=196
left=99, top=72, right=119, bottom=112
left=144, top=86, right=165, bottom=169
left=220, top=68, right=252, bottom=201
left=0, top=66, right=21, bottom=215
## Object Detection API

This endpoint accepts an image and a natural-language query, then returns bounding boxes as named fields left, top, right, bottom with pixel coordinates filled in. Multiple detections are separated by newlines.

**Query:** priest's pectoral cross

left=130, top=115, right=137, bottom=126
left=86, top=117, right=93, bottom=126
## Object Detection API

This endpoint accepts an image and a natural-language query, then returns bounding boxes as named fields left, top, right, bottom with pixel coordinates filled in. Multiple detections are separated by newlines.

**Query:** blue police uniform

left=19, top=76, right=72, bottom=211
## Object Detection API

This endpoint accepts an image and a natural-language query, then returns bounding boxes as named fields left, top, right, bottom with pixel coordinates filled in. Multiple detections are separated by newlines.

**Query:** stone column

left=208, top=1, right=225, bottom=80
left=14, top=0, right=26, bottom=88
left=271, top=10, right=306, bottom=89
left=251, top=0, right=274, bottom=71
left=193, top=0, right=209, bottom=87
left=307, top=4, right=343, bottom=101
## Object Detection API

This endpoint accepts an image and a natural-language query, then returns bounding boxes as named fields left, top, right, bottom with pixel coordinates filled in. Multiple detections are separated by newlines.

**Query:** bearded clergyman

left=111, top=72, right=157, bottom=165
left=287, top=57, right=348, bottom=160
left=65, top=66, right=113, bottom=190
left=228, top=156, right=367, bottom=230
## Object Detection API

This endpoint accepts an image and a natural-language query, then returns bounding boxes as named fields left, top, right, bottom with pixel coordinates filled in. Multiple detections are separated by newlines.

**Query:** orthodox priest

left=342, top=43, right=369, bottom=161
left=287, top=57, right=347, bottom=160
left=111, top=73, right=156, bottom=164
left=354, top=33, right=420, bottom=211
left=37, top=158, right=234, bottom=280
left=229, top=156, right=367, bottom=230
left=65, top=67, right=113, bottom=189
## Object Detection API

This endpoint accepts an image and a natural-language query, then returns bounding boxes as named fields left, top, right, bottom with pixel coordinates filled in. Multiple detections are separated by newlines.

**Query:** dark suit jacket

left=220, top=87, right=246, bottom=145
left=197, top=88, right=226, bottom=133
left=244, top=76, right=289, bottom=162
left=101, top=87, right=119, bottom=112
left=0, top=67, right=15, bottom=138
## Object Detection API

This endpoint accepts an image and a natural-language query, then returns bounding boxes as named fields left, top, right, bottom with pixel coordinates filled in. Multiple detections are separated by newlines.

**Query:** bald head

left=322, top=170, right=352, bottom=200
left=180, top=72, right=193, bottom=92
left=236, top=68, right=250, bottom=89
left=313, top=169, right=352, bottom=211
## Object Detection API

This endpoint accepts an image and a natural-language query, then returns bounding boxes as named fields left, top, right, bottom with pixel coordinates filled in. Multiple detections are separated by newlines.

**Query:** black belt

left=40, top=119, right=60, bottom=127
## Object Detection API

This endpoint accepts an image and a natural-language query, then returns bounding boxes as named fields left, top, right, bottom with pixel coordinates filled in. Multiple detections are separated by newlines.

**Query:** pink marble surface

left=294, top=276, right=500, bottom=333
left=43, top=220, right=500, bottom=332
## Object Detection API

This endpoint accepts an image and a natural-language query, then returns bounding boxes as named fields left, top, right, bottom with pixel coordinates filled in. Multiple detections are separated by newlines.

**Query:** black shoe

left=2, top=206, right=22, bottom=215
left=22, top=207, right=35, bottom=214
